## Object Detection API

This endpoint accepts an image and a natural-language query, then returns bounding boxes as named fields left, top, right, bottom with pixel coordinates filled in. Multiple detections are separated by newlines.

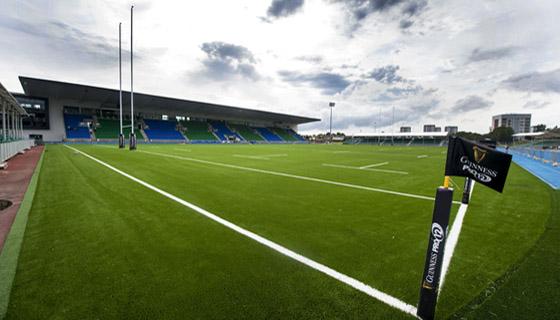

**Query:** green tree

left=533, top=124, right=546, bottom=132
left=489, top=126, right=514, bottom=143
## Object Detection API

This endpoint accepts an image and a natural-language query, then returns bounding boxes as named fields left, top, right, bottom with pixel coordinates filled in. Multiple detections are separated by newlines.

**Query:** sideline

left=0, top=148, right=45, bottom=319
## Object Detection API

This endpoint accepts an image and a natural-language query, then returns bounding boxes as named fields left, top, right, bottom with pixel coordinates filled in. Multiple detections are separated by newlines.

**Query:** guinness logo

left=473, top=146, right=487, bottom=163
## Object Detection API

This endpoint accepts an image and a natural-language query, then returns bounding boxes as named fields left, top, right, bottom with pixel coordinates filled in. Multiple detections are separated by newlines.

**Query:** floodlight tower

left=329, top=102, right=335, bottom=143
left=129, top=5, right=137, bottom=150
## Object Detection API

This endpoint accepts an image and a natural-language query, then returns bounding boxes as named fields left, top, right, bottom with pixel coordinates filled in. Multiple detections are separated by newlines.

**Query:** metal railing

left=0, top=139, right=35, bottom=164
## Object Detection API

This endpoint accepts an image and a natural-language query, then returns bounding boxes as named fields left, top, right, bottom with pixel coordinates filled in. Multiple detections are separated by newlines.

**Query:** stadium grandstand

left=344, top=132, right=449, bottom=146
left=0, top=81, right=34, bottom=168
left=12, top=76, right=318, bottom=144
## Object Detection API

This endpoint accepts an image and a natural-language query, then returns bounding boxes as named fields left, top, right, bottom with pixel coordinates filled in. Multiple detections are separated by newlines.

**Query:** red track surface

left=0, top=146, right=44, bottom=252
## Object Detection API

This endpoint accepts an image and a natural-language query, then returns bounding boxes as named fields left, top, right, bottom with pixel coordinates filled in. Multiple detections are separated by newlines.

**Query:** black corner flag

left=417, top=136, right=513, bottom=320
left=445, top=136, right=512, bottom=193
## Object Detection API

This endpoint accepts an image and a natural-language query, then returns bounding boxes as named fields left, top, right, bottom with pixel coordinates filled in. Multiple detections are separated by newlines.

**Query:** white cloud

left=0, top=0, right=559, bottom=133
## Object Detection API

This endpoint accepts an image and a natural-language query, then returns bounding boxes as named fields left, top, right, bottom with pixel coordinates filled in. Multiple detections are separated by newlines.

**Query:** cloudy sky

left=0, top=0, right=559, bottom=133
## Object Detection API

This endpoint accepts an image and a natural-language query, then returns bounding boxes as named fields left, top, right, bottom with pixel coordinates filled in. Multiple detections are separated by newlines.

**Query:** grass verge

left=0, top=149, right=44, bottom=319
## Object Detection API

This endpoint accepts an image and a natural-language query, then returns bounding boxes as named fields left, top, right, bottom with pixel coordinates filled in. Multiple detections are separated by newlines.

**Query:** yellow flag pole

left=443, top=176, right=450, bottom=189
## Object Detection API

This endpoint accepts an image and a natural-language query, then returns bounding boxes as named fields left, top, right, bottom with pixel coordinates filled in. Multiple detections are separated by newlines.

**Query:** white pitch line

left=233, top=154, right=270, bottom=160
left=63, top=145, right=418, bottom=317
left=322, top=163, right=408, bottom=175
left=173, top=148, right=191, bottom=152
left=140, top=150, right=459, bottom=204
left=359, top=162, right=389, bottom=169
left=439, top=181, right=476, bottom=290
left=332, top=151, right=351, bottom=154
left=261, top=153, right=288, bottom=157
left=417, top=155, right=428, bottom=159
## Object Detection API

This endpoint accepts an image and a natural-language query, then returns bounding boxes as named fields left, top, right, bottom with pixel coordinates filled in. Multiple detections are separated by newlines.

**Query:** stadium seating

left=64, top=114, right=91, bottom=139
left=95, top=119, right=142, bottom=139
left=180, top=120, right=218, bottom=141
left=143, top=119, right=185, bottom=140
left=286, top=128, right=306, bottom=141
left=254, top=127, right=283, bottom=142
left=228, top=124, right=264, bottom=142
left=271, top=128, right=298, bottom=142
left=209, top=121, right=243, bottom=141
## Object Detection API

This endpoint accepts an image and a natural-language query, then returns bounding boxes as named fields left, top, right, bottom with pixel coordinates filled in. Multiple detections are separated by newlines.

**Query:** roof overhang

left=348, top=132, right=449, bottom=138
left=0, top=81, right=27, bottom=115
left=19, top=76, right=320, bottom=125
left=512, top=132, right=545, bottom=137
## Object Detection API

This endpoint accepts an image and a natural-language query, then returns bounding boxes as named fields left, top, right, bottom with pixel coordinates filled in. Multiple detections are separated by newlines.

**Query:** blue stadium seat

left=209, top=121, right=244, bottom=141
left=254, top=127, right=283, bottom=142
left=64, top=114, right=91, bottom=139
left=144, top=119, right=185, bottom=140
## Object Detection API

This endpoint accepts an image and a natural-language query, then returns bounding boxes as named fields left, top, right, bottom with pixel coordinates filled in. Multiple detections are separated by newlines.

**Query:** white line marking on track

left=439, top=181, right=475, bottom=290
left=64, top=144, right=418, bottom=317
left=417, top=155, right=428, bottom=159
left=139, top=149, right=459, bottom=204
left=322, top=163, right=408, bottom=175
left=359, top=162, right=389, bottom=169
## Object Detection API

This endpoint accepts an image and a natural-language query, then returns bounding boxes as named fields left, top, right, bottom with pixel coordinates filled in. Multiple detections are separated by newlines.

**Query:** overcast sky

left=1, top=0, right=559, bottom=133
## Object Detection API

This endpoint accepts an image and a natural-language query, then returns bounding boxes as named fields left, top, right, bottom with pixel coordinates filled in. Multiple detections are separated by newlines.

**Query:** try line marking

left=139, top=149, right=460, bottom=204
left=64, top=145, right=418, bottom=317
left=322, top=163, right=408, bottom=175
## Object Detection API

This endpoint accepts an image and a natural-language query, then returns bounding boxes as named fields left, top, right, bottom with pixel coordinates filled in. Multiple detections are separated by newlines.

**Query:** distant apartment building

left=445, top=126, right=458, bottom=134
left=492, top=114, right=531, bottom=133
left=423, top=124, right=436, bottom=132
left=400, top=126, right=411, bottom=133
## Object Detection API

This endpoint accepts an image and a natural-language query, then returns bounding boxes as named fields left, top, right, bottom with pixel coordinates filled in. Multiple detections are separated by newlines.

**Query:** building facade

left=491, top=114, right=531, bottom=133
left=444, top=126, right=458, bottom=134
left=400, top=126, right=411, bottom=133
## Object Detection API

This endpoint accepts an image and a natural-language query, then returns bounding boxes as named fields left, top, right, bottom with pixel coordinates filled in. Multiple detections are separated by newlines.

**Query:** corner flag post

left=118, top=22, right=125, bottom=149
left=417, top=136, right=512, bottom=319
left=417, top=175, right=454, bottom=320
left=129, top=5, right=137, bottom=150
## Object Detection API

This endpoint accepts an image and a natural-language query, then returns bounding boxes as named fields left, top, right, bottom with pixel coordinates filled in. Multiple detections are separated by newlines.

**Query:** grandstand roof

left=18, top=76, right=319, bottom=125
left=0, top=81, right=27, bottom=115
left=349, top=132, right=449, bottom=137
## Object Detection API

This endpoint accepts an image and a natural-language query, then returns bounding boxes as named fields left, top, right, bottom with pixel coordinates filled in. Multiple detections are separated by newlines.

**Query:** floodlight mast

left=329, top=102, right=335, bottom=143
left=129, top=5, right=137, bottom=150
left=118, top=22, right=125, bottom=148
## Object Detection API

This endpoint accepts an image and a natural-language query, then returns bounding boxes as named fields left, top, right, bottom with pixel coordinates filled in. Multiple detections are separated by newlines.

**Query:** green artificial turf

left=3, top=144, right=554, bottom=319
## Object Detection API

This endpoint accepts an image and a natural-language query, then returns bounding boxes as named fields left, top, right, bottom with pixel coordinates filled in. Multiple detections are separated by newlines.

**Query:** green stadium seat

left=229, top=124, right=264, bottom=141
left=180, top=120, right=217, bottom=141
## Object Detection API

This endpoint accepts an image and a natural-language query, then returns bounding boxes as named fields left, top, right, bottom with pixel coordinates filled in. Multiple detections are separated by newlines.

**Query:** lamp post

left=329, top=102, right=335, bottom=143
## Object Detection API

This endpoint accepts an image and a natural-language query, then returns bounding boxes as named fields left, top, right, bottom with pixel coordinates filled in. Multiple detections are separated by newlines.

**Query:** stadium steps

left=228, top=124, right=264, bottom=142
left=209, top=121, right=244, bottom=141
left=286, top=128, right=306, bottom=142
left=254, top=127, right=284, bottom=142
left=271, top=128, right=298, bottom=142
left=180, top=120, right=218, bottom=142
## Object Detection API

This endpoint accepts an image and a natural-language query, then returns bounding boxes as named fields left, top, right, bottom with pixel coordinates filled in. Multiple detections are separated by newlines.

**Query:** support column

left=12, top=109, right=16, bottom=140
left=20, top=116, right=24, bottom=139
left=1, top=102, right=5, bottom=141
